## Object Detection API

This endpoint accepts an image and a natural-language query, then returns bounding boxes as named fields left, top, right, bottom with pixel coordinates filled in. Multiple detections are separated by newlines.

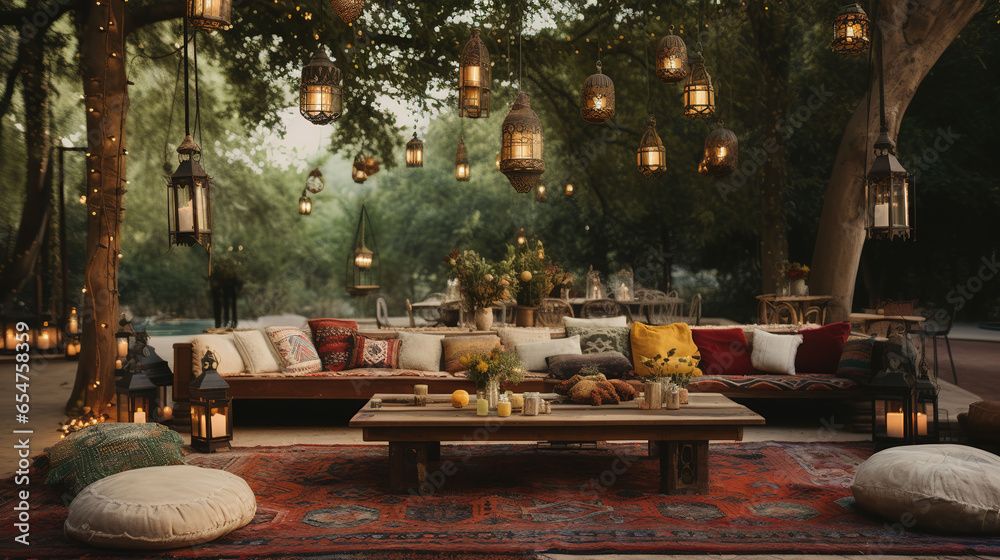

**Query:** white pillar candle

left=133, top=408, right=146, bottom=423
left=117, top=338, right=129, bottom=358
left=886, top=411, right=904, bottom=438
left=210, top=412, right=226, bottom=437
left=916, top=412, right=928, bottom=436
left=177, top=204, right=195, bottom=232
left=162, top=406, right=173, bottom=421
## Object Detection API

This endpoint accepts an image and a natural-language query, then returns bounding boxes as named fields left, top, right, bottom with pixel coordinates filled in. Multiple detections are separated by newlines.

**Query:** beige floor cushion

left=65, top=465, right=256, bottom=549
left=851, top=444, right=1000, bottom=534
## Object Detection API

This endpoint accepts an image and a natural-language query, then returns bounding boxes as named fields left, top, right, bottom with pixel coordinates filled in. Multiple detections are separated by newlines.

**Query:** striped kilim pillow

left=265, top=326, right=322, bottom=374
left=308, top=319, right=359, bottom=372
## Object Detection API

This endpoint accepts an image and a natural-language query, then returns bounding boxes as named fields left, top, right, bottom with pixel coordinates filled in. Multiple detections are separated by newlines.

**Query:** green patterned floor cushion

left=45, top=423, right=185, bottom=496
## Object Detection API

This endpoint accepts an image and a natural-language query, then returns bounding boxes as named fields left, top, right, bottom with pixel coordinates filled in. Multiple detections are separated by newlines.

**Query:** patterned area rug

left=4, top=441, right=999, bottom=558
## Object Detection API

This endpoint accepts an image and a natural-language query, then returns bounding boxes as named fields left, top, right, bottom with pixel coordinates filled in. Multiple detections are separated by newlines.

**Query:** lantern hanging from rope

left=298, top=191, right=312, bottom=215
left=579, top=61, right=615, bottom=124
left=698, top=125, right=738, bottom=177
left=305, top=168, right=325, bottom=193
left=655, top=26, right=688, bottom=83
left=167, top=135, right=213, bottom=248
left=347, top=204, right=380, bottom=297
left=832, top=3, right=871, bottom=55
left=455, top=137, right=470, bottom=182
left=352, top=155, right=367, bottom=183
left=637, top=114, right=666, bottom=179
left=330, top=0, right=364, bottom=23
left=500, top=91, right=545, bottom=193
left=459, top=29, right=491, bottom=118
left=682, top=49, right=715, bottom=118
left=299, top=46, right=343, bottom=125
left=405, top=132, right=424, bottom=168
left=187, top=0, right=232, bottom=31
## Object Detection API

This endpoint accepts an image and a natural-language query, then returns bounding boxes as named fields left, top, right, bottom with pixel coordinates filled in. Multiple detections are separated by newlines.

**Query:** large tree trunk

left=746, top=4, right=790, bottom=294
left=811, top=0, right=985, bottom=322
left=67, top=0, right=128, bottom=417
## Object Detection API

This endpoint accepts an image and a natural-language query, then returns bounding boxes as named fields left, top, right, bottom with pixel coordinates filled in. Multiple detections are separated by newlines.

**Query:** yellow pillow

left=630, top=322, right=702, bottom=378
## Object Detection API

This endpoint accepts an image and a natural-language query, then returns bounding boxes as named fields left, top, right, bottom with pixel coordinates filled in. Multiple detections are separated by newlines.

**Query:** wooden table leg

left=657, top=440, right=709, bottom=495
left=389, top=441, right=429, bottom=493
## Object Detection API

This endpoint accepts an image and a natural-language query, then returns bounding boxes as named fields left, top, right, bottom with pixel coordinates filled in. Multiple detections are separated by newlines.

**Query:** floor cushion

left=45, top=423, right=185, bottom=497
left=851, top=444, right=1000, bottom=534
left=65, top=465, right=256, bottom=549
left=958, top=401, right=1000, bottom=443
left=630, top=322, right=702, bottom=378
left=397, top=331, right=445, bottom=371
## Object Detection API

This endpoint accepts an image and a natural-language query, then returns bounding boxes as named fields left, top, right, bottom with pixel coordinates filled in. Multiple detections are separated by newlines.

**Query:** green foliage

left=504, top=239, right=557, bottom=308
left=639, top=352, right=696, bottom=387
left=445, top=249, right=515, bottom=312
left=461, top=348, right=526, bottom=389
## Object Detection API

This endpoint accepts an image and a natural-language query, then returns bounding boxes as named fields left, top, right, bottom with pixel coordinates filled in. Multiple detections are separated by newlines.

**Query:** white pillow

left=231, top=329, right=282, bottom=374
left=563, top=316, right=629, bottom=328
left=65, top=465, right=256, bottom=549
left=750, top=329, right=802, bottom=374
left=397, top=331, right=445, bottom=371
left=496, top=326, right=550, bottom=351
left=190, top=334, right=245, bottom=377
left=516, top=335, right=582, bottom=372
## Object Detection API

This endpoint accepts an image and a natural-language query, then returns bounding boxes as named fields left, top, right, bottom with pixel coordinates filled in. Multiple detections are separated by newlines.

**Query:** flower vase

left=791, top=278, right=808, bottom=297
left=474, top=308, right=494, bottom=331
left=486, top=378, right=500, bottom=409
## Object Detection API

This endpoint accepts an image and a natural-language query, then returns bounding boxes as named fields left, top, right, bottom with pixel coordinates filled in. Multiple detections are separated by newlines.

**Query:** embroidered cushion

left=264, top=326, right=322, bottom=375
left=630, top=322, right=702, bottom=378
left=441, top=335, right=501, bottom=373
left=348, top=335, right=401, bottom=369
left=565, top=326, right=633, bottom=364
left=546, top=352, right=633, bottom=380
left=44, top=423, right=185, bottom=497
left=308, top=319, right=359, bottom=372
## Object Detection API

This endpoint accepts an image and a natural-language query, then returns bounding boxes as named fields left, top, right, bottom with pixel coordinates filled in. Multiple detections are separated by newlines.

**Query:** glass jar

left=497, top=394, right=512, bottom=417
left=523, top=392, right=541, bottom=416
left=664, top=383, right=680, bottom=410
left=476, top=390, right=489, bottom=416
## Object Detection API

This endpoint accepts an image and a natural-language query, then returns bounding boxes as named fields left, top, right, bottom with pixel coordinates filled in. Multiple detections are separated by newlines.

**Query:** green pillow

left=565, top=326, right=633, bottom=364
left=45, top=423, right=185, bottom=496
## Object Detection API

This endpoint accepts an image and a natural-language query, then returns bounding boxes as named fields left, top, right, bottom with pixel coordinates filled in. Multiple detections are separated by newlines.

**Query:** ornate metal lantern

left=455, top=137, right=470, bottom=182
left=306, top=168, right=325, bottom=193
left=699, top=126, right=738, bottom=177
left=300, top=47, right=343, bottom=125
left=536, top=184, right=548, bottom=202
left=298, top=191, right=312, bottom=215
left=870, top=368, right=915, bottom=451
left=331, top=0, right=364, bottom=23
left=912, top=376, right=940, bottom=445
left=500, top=91, right=545, bottom=193
left=167, top=135, right=212, bottom=248
left=347, top=204, right=380, bottom=296
left=138, top=343, right=174, bottom=424
left=187, top=0, right=232, bottom=31
left=637, top=114, right=667, bottom=179
left=655, top=26, right=689, bottom=83
left=866, top=132, right=914, bottom=240
left=116, top=348, right=156, bottom=424
left=459, top=29, right=491, bottom=118
left=682, top=50, right=715, bottom=118
left=832, top=3, right=871, bottom=55
left=189, top=350, right=233, bottom=453
left=114, top=314, right=134, bottom=370
left=405, top=132, right=424, bottom=167
left=579, top=61, right=615, bottom=124
left=352, top=155, right=368, bottom=183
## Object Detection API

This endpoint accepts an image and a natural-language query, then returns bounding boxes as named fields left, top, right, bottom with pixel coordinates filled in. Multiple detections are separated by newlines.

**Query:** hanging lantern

left=299, top=47, right=343, bottom=125
left=298, top=190, right=312, bottom=215
left=866, top=132, right=914, bottom=240
left=637, top=114, right=667, bottom=179
left=406, top=132, right=424, bottom=168
left=500, top=91, right=545, bottom=193
left=347, top=204, right=380, bottom=296
left=832, top=3, right=871, bottom=55
left=516, top=228, right=527, bottom=247
left=305, top=168, right=325, bottom=193
left=352, top=155, right=368, bottom=183
left=364, top=157, right=380, bottom=176
left=330, top=0, right=364, bottom=23
left=189, top=350, right=233, bottom=453
left=655, top=26, right=689, bottom=83
left=536, top=184, right=548, bottom=202
left=870, top=368, right=915, bottom=451
left=187, top=0, right=232, bottom=31
left=682, top=50, right=715, bottom=118
left=565, top=183, right=574, bottom=196
left=455, top=137, right=470, bottom=182
left=579, top=61, right=615, bottom=124
left=167, top=135, right=212, bottom=248
left=67, top=306, right=79, bottom=335
left=699, top=125, right=738, bottom=177
left=459, top=29, right=491, bottom=118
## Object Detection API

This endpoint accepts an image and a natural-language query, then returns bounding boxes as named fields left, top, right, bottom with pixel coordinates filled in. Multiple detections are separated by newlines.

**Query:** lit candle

left=886, top=410, right=904, bottom=438
left=846, top=24, right=856, bottom=38
left=162, top=406, right=173, bottom=421
left=117, top=338, right=129, bottom=358
left=177, top=203, right=194, bottom=232
left=68, top=309, right=78, bottom=334
left=717, top=146, right=727, bottom=158
left=917, top=412, right=928, bottom=436
left=593, top=96, right=603, bottom=110
left=198, top=412, right=206, bottom=437
left=66, top=343, right=78, bottom=357
left=115, top=359, right=122, bottom=370
left=37, top=332, right=51, bottom=350
left=5, top=329, right=16, bottom=349
left=210, top=412, right=226, bottom=436
left=133, top=408, right=146, bottom=423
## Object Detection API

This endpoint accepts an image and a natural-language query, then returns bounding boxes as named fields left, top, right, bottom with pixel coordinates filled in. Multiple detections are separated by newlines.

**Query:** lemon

left=451, top=389, right=470, bottom=408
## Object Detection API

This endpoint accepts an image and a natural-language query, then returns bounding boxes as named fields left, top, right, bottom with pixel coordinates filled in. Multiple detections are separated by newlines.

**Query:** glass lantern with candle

left=500, top=91, right=545, bottom=193
left=298, top=190, right=312, bottom=215
left=831, top=3, right=871, bottom=55
left=187, top=0, right=232, bottom=31
left=869, top=368, right=915, bottom=451
left=299, top=47, right=343, bottom=125
left=190, top=350, right=233, bottom=453
left=613, top=268, right=634, bottom=302
left=167, top=135, right=212, bottom=248
left=405, top=132, right=424, bottom=168
left=655, top=26, right=689, bottom=83
left=114, top=315, right=135, bottom=370
left=866, top=132, right=914, bottom=240
left=682, top=50, right=716, bottom=118
left=586, top=266, right=603, bottom=300
left=116, top=358, right=157, bottom=424
left=912, top=376, right=940, bottom=445
left=35, top=320, right=58, bottom=351
left=346, top=204, right=380, bottom=297
left=637, top=114, right=667, bottom=179
left=459, top=29, right=491, bottom=119
left=455, top=136, right=471, bottom=182
left=136, top=339, right=175, bottom=424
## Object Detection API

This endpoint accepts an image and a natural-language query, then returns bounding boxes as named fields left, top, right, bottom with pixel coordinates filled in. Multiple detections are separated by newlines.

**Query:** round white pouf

left=65, top=464, right=257, bottom=549
left=851, top=444, right=1000, bottom=534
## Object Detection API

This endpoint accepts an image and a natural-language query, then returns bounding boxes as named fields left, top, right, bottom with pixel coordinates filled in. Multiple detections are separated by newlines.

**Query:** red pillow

left=308, top=318, right=359, bottom=372
left=795, top=322, right=852, bottom=374
left=349, top=335, right=401, bottom=369
left=691, top=328, right=754, bottom=376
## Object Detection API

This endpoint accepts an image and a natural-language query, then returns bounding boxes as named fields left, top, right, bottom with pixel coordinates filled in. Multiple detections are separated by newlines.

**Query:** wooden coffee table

left=349, top=393, right=765, bottom=495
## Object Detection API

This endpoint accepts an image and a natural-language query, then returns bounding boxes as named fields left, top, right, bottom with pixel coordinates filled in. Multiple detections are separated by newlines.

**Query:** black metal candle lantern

left=406, top=132, right=424, bottom=168
left=866, top=132, right=914, bottom=240
left=116, top=360, right=157, bottom=423
left=870, top=368, right=915, bottom=451
left=135, top=339, right=175, bottom=424
left=189, top=349, right=233, bottom=453
left=346, top=204, right=380, bottom=297
left=459, top=29, right=491, bottom=118
left=912, top=376, right=940, bottom=445
left=455, top=137, right=470, bottom=182
left=300, top=46, right=343, bottom=126
left=682, top=49, right=715, bottom=118
left=832, top=3, right=871, bottom=55
left=187, top=0, right=232, bottom=31
left=114, top=314, right=134, bottom=370
left=167, top=135, right=213, bottom=248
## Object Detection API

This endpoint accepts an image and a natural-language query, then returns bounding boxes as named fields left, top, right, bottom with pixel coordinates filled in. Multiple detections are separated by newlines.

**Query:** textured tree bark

left=811, top=0, right=986, bottom=322
left=67, top=0, right=128, bottom=416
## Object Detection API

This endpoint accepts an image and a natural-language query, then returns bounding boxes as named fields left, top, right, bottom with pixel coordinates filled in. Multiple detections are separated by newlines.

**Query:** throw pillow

left=563, top=316, right=629, bottom=328
left=441, top=335, right=501, bottom=373
left=796, top=321, right=852, bottom=374
left=190, top=334, right=245, bottom=377
left=397, top=331, right=445, bottom=371
left=308, top=318, right=360, bottom=372
left=836, top=335, right=876, bottom=383
left=630, top=322, right=702, bottom=378
left=348, top=335, right=401, bottom=369
left=691, top=328, right=754, bottom=376
left=565, top=326, right=633, bottom=364
left=231, top=329, right=282, bottom=374
left=546, top=352, right=633, bottom=380
left=751, top=329, right=803, bottom=374
left=45, top=423, right=186, bottom=497
left=496, top=326, right=551, bottom=351
left=264, top=326, right=322, bottom=375
left=515, top=335, right=582, bottom=372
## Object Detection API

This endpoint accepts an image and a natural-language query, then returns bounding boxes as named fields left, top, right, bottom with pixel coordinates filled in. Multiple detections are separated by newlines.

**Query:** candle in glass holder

left=133, top=408, right=146, bottom=423
left=916, top=412, right=928, bottom=436
left=886, top=410, right=904, bottom=438
left=162, top=406, right=173, bottom=421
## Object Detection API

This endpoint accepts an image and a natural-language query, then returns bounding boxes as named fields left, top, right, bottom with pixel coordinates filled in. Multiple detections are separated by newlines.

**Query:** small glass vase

left=486, top=378, right=500, bottom=409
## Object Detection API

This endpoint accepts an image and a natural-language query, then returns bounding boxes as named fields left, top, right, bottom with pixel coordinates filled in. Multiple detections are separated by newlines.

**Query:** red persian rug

left=4, top=441, right=999, bottom=559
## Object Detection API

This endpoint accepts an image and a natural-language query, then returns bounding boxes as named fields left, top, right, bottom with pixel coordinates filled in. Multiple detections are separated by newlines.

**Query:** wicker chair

left=376, top=297, right=391, bottom=329
left=687, top=293, right=702, bottom=326
left=580, top=298, right=632, bottom=322
left=639, top=295, right=682, bottom=325
left=536, top=298, right=574, bottom=328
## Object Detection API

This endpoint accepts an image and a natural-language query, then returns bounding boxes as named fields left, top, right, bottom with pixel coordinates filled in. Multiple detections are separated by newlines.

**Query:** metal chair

left=922, top=303, right=958, bottom=385
left=405, top=299, right=416, bottom=327
left=639, top=295, right=681, bottom=325
left=375, top=297, right=391, bottom=329
left=536, top=298, right=575, bottom=328
left=580, top=298, right=632, bottom=323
